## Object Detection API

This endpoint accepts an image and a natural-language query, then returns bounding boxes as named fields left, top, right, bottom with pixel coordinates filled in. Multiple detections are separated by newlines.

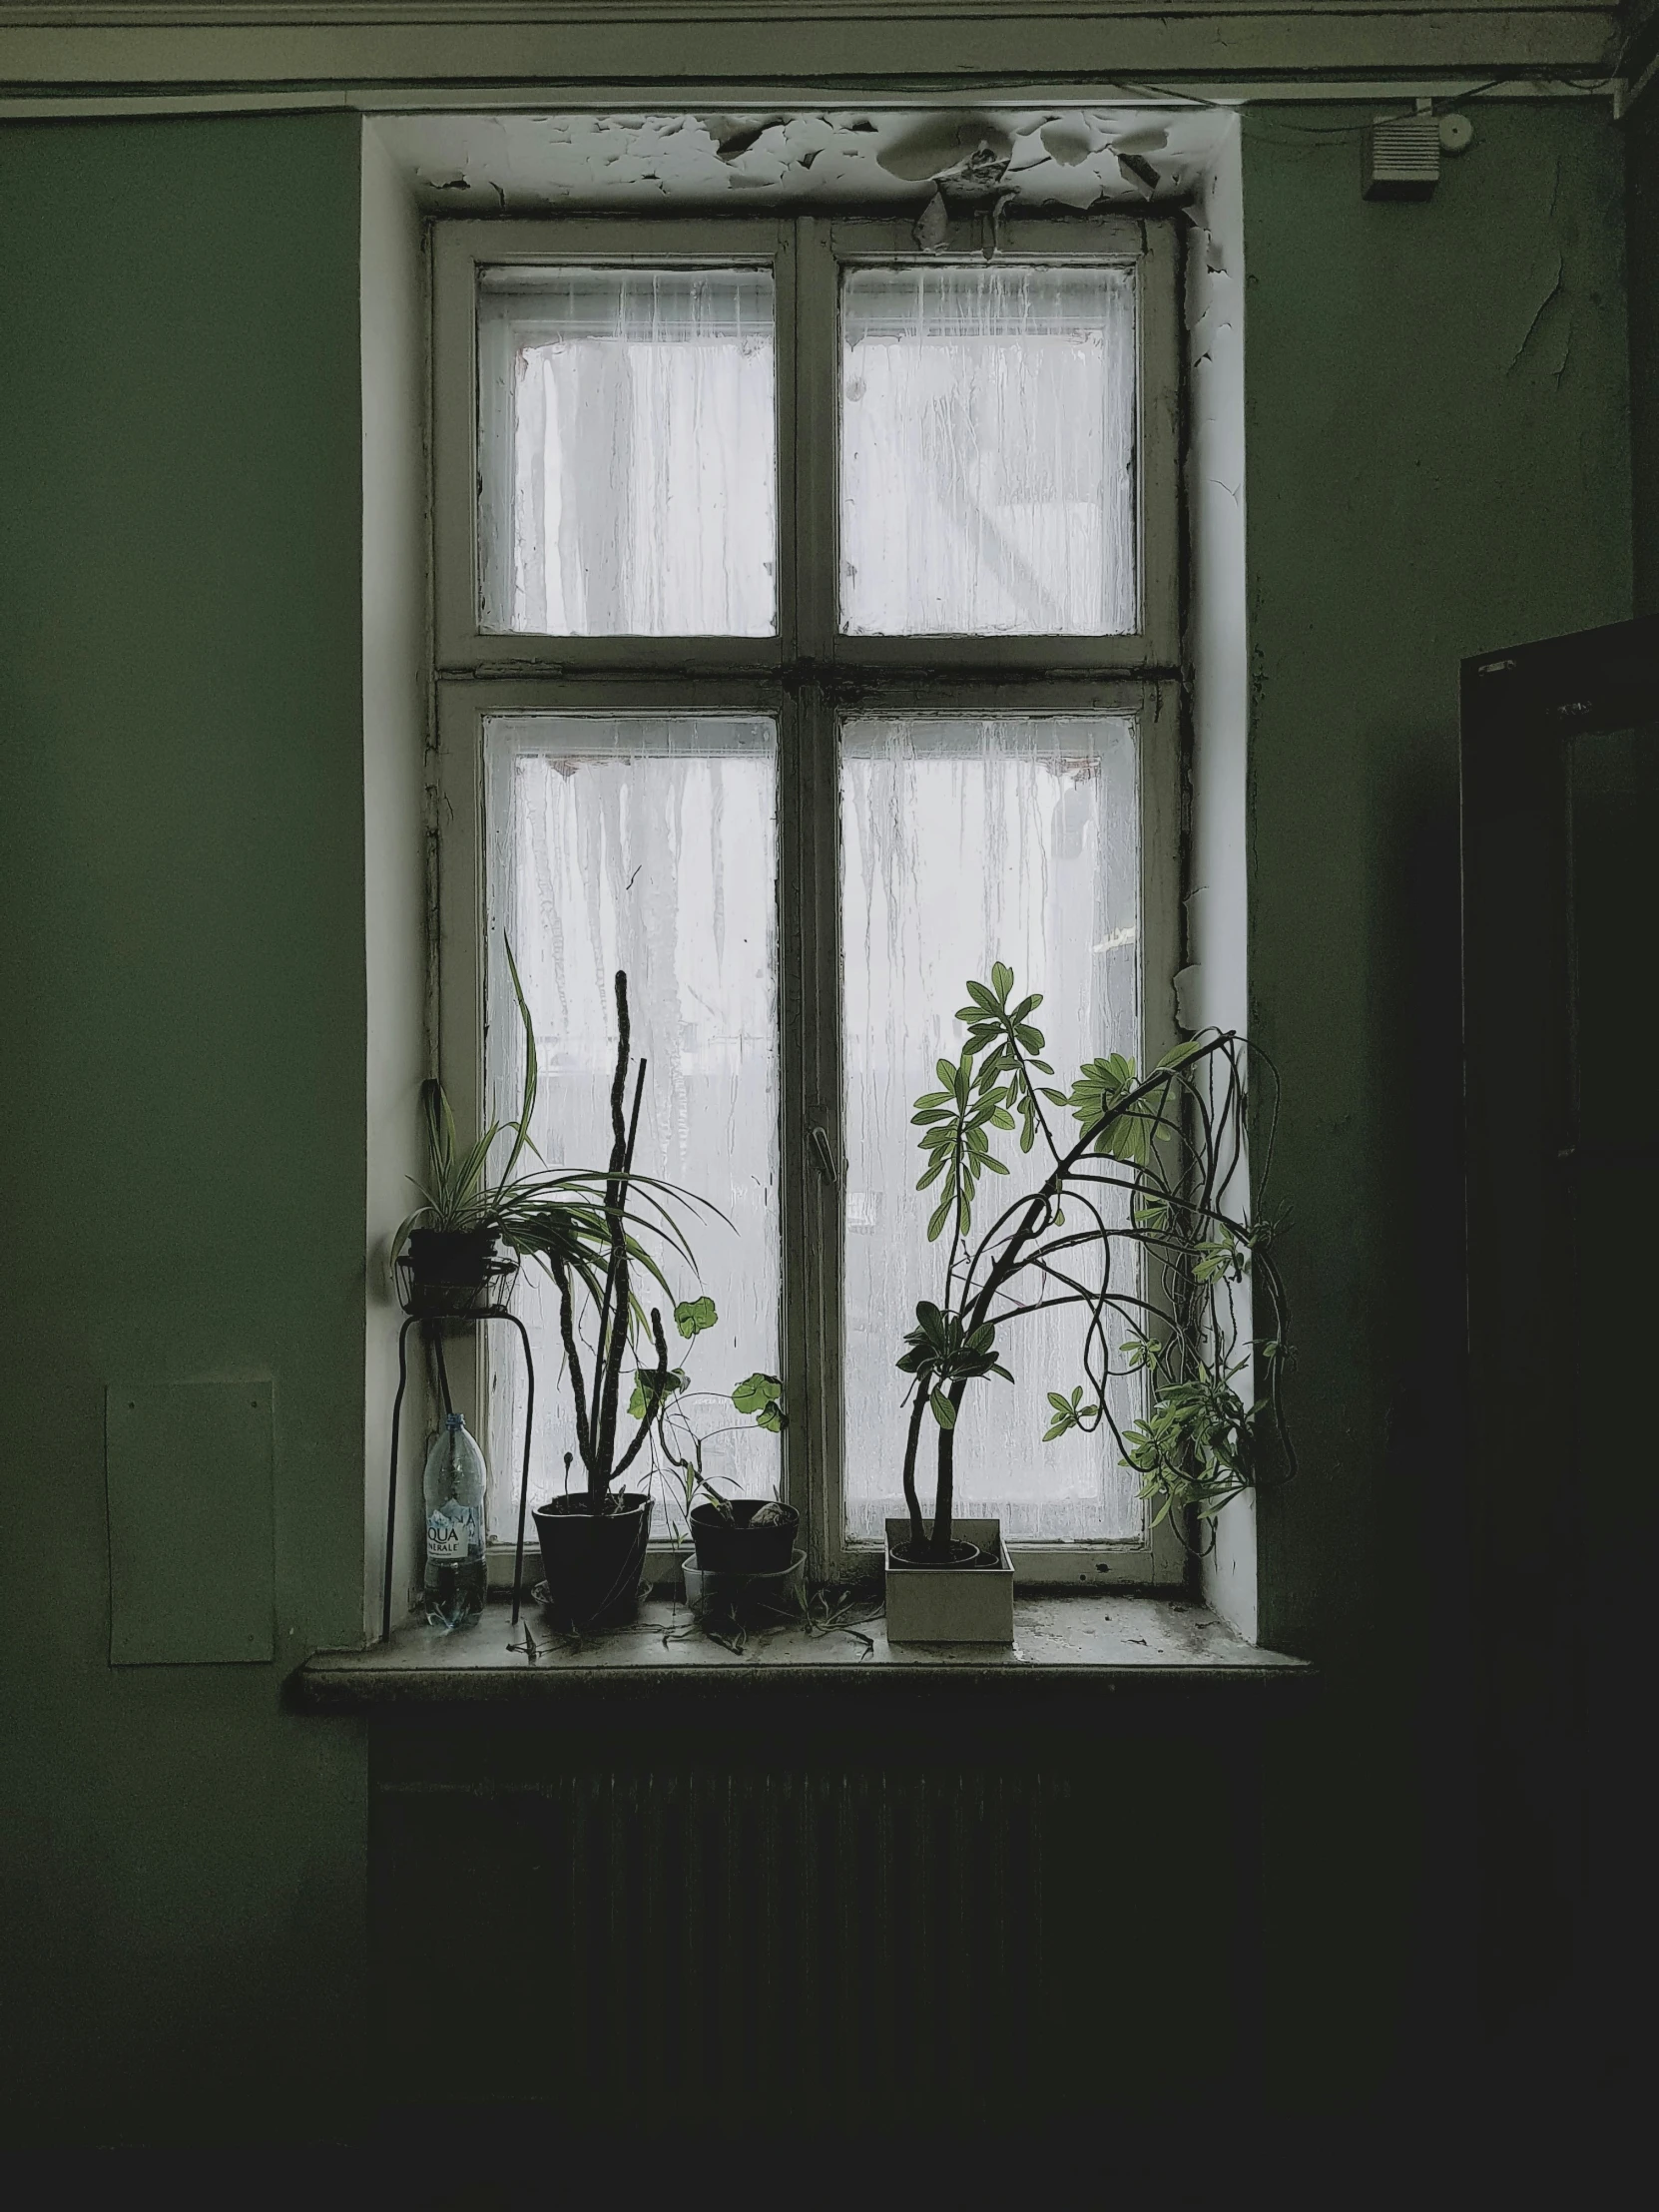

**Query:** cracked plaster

left=376, top=104, right=1232, bottom=214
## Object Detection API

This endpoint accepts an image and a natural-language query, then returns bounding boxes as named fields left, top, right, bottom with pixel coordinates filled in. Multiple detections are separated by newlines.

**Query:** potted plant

left=527, top=967, right=733, bottom=1631
left=644, top=1338, right=793, bottom=1574
left=887, top=961, right=1292, bottom=1642
left=392, top=940, right=659, bottom=1321
left=396, top=947, right=716, bottom=1630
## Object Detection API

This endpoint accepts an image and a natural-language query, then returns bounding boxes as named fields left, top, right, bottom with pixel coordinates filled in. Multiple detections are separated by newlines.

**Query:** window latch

left=811, top=1125, right=840, bottom=1186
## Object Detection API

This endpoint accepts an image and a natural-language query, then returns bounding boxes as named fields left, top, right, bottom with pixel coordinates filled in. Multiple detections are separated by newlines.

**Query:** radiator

left=372, top=1729, right=1243, bottom=2132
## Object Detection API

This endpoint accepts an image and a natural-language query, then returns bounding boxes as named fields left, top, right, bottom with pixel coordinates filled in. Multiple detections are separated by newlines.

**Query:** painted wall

left=0, top=93, right=1635, bottom=2142
left=0, top=115, right=370, bottom=2141
left=1241, top=100, right=1630, bottom=2106
left=1628, top=92, right=1659, bottom=613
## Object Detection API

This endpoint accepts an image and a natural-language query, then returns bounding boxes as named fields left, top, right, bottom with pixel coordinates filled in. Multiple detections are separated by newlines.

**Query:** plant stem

left=550, top=1255, right=594, bottom=1478
left=899, top=1375, right=930, bottom=1553
left=614, top=1308, right=670, bottom=1482
left=933, top=1374, right=971, bottom=1554
left=592, top=972, right=642, bottom=1508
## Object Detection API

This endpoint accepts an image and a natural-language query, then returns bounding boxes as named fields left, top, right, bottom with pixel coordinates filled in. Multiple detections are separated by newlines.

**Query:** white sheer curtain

left=840, top=715, right=1145, bottom=1543
left=479, top=268, right=777, bottom=636
left=840, top=264, right=1137, bottom=637
left=484, top=715, right=782, bottom=1538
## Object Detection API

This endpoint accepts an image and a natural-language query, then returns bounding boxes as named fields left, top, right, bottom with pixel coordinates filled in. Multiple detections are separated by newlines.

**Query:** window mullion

left=778, top=680, right=844, bottom=1576
left=794, top=216, right=838, bottom=665
left=781, top=218, right=847, bottom=1572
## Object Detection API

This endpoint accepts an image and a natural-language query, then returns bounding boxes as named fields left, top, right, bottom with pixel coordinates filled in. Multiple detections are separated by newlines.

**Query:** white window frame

left=430, top=209, right=1186, bottom=1589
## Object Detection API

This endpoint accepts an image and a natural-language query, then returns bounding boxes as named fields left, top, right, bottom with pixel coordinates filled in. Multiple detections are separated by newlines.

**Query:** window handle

left=811, top=1125, right=840, bottom=1186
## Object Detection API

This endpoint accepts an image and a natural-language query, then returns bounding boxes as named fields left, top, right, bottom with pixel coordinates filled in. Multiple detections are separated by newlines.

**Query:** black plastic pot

left=887, top=1538, right=981, bottom=1569
left=400, top=1228, right=514, bottom=1318
left=690, top=1499, right=800, bottom=1575
left=532, top=1492, right=653, bottom=1630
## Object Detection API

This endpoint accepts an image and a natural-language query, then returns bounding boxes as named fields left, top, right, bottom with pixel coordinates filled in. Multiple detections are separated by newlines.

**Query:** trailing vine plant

left=895, top=962, right=1294, bottom=1561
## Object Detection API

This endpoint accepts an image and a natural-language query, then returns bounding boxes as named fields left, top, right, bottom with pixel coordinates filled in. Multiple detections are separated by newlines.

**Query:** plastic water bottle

left=422, top=1412, right=487, bottom=1630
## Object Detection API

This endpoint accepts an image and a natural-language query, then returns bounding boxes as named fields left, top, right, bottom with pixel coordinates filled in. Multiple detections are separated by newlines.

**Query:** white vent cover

left=1363, top=114, right=1441, bottom=201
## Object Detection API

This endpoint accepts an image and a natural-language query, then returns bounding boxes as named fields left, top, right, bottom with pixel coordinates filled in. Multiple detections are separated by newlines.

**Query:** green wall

left=0, top=97, right=1636, bottom=2142
left=1627, top=94, right=1659, bottom=612
left=1242, top=103, right=1630, bottom=2103
left=0, top=116, right=369, bottom=2142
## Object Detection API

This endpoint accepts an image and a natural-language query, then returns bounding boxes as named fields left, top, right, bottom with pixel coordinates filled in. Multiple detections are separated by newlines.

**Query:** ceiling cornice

left=0, top=3, right=1626, bottom=100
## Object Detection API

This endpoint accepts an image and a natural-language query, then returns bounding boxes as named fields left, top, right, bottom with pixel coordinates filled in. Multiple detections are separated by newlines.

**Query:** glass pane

left=485, top=715, right=781, bottom=1539
left=841, top=715, right=1144, bottom=1544
left=840, top=264, right=1137, bottom=637
left=478, top=269, right=777, bottom=637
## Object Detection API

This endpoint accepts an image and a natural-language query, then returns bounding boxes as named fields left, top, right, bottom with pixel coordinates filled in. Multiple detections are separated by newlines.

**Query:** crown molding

left=0, top=3, right=1624, bottom=98
left=0, top=0, right=1625, bottom=19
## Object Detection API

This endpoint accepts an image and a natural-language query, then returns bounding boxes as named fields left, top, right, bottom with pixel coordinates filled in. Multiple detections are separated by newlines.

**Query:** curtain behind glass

left=479, top=269, right=777, bottom=637
left=841, top=715, right=1145, bottom=1543
left=485, top=714, right=782, bottom=1538
left=840, top=264, right=1136, bottom=637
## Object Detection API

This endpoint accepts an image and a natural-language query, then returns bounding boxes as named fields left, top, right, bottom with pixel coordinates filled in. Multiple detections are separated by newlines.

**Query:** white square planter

left=883, top=1518, right=1014, bottom=1645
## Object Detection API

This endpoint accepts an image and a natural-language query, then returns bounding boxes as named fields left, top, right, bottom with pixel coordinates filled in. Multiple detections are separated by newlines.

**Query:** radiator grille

left=378, top=1762, right=1067, bottom=2123
left=372, top=1727, right=1242, bottom=2134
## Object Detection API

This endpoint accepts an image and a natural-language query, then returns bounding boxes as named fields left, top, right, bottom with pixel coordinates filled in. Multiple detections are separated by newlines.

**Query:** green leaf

left=627, top=1368, right=688, bottom=1419
left=930, top=1389, right=957, bottom=1429
left=1157, top=1036, right=1210, bottom=1070
left=675, top=1294, right=719, bottom=1339
left=927, top=1195, right=954, bottom=1242
left=755, top=1403, right=785, bottom=1433
left=991, top=961, right=1014, bottom=999
left=731, top=1371, right=783, bottom=1414
left=915, top=1157, right=948, bottom=1192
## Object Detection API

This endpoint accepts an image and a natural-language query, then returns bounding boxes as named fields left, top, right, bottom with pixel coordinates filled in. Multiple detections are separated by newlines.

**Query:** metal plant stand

left=381, top=1307, right=538, bottom=1644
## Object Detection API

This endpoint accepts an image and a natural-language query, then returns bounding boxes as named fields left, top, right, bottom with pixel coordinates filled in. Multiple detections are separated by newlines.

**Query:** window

left=433, top=210, right=1183, bottom=1584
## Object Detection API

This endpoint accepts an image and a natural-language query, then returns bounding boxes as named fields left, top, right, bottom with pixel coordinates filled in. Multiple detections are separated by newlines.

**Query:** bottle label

left=426, top=1500, right=480, bottom=1562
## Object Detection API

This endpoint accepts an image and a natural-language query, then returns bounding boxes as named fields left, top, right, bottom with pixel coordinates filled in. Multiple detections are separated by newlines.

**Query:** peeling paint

left=379, top=105, right=1226, bottom=217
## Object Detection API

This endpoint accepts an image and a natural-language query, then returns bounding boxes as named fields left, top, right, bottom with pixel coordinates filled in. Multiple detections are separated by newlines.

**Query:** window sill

left=293, top=1591, right=1313, bottom=1711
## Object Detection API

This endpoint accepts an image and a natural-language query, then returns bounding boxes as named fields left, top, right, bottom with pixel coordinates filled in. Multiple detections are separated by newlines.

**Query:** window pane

left=839, top=265, right=1136, bottom=637
left=841, top=715, right=1144, bottom=1544
left=485, top=715, right=781, bottom=1538
left=479, top=269, right=777, bottom=636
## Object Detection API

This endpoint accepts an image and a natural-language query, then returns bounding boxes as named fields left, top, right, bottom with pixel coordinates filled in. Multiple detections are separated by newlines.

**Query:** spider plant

left=394, top=947, right=718, bottom=1505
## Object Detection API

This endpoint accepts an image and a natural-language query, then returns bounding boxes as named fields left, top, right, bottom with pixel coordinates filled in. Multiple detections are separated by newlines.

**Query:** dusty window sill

left=292, top=1590, right=1313, bottom=1710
